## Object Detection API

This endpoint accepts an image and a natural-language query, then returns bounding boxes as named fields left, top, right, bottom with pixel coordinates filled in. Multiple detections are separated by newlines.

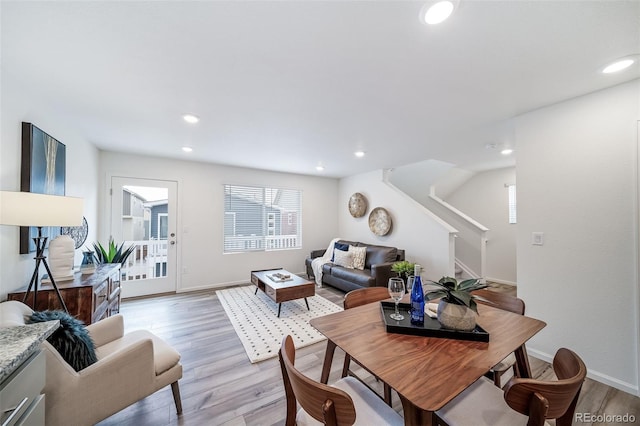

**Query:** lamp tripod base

left=22, top=227, right=69, bottom=314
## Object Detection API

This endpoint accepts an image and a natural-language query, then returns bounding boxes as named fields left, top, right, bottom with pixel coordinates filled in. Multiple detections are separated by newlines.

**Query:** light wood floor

left=98, top=284, right=639, bottom=426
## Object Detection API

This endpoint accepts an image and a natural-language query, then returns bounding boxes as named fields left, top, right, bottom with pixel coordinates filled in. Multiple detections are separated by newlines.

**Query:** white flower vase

left=437, top=300, right=477, bottom=331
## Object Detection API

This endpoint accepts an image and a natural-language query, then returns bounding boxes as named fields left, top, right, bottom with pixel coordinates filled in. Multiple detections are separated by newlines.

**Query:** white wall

left=338, top=170, right=455, bottom=281
left=388, top=159, right=455, bottom=203
left=0, top=76, right=100, bottom=299
left=99, top=152, right=338, bottom=291
left=516, top=80, right=639, bottom=395
left=446, top=167, right=517, bottom=284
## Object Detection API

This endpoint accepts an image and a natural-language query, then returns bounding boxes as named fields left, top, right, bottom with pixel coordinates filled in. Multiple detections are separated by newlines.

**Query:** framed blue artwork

left=20, top=122, right=66, bottom=254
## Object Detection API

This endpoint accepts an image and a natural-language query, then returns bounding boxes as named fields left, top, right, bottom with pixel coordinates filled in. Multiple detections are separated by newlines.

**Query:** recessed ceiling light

left=501, top=149, right=514, bottom=155
left=182, top=146, right=193, bottom=153
left=354, top=151, right=366, bottom=158
left=421, top=0, right=458, bottom=25
left=182, top=114, right=199, bottom=124
left=602, top=58, right=636, bottom=74
left=316, top=165, right=325, bottom=171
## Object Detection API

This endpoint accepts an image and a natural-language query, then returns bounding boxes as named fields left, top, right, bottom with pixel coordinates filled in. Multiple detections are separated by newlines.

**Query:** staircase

left=386, top=161, right=488, bottom=281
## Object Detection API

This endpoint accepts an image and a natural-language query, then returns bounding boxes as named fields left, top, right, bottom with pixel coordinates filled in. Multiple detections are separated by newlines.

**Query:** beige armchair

left=0, top=301, right=182, bottom=426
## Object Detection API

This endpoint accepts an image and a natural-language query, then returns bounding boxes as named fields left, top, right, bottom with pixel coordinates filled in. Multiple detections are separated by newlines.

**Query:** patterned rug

left=217, top=285, right=343, bottom=363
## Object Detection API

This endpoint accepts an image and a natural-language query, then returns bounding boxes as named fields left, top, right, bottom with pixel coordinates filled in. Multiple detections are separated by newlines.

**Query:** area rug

left=217, top=285, right=343, bottom=363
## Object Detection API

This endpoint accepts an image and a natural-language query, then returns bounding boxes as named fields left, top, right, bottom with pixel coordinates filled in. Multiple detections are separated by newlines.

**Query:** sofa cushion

left=349, top=245, right=367, bottom=270
left=365, top=246, right=398, bottom=269
left=333, top=249, right=354, bottom=268
left=29, top=310, right=98, bottom=372
left=331, top=242, right=350, bottom=261
left=331, top=266, right=375, bottom=287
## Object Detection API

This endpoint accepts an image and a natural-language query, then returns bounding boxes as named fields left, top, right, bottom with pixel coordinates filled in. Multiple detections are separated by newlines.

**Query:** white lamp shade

left=0, top=191, right=83, bottom=227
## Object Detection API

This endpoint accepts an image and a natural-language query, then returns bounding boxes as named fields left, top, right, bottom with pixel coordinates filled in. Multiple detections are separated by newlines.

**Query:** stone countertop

left=0, top=320, right=59, bottom=382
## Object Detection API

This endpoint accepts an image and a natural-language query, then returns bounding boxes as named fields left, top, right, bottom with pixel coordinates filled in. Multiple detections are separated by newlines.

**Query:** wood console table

left=7, top=264, right=121, bottom=325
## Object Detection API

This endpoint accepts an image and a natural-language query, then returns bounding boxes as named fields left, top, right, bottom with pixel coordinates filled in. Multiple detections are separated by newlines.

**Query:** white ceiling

left=2, top=1, right=639, bottom=178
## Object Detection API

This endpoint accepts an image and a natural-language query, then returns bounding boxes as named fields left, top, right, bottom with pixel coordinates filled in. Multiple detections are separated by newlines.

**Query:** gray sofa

left=305, top=240, right=405, bottom=292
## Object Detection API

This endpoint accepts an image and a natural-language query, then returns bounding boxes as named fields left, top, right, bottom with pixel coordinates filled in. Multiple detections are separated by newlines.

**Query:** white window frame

left=223, top=184, right=302, bottom=253
left=508, top=184, right=517, bottom=224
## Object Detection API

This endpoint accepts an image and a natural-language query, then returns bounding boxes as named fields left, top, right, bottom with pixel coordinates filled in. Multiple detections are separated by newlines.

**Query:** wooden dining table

left=310, top=300, right=546, bottom=426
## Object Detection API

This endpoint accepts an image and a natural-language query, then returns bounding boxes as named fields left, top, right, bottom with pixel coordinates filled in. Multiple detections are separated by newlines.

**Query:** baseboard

left=528, top=348, right=640, bottom=396
left=485, top=277, right=517, bottom=286
left=176, top=270, right=310, bottom=293
left=176, top=279, right=249, bottom=293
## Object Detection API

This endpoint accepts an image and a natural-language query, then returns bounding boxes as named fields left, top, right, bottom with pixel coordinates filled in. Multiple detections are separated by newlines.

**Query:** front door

left=110, top=176, right=178, bottom=298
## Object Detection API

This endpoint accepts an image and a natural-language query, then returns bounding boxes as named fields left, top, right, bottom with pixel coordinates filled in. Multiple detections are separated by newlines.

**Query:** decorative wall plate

left=348, top=192, right=368, bottom=218
left=60, top=216, right=89, bottom=249
left=368, top=207, right=392, bottom=236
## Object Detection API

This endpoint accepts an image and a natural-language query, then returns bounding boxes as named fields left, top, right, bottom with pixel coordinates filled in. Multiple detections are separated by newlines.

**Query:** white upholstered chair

left=0, top=300, right=183, bottom=426
left=278, top=335, right=403, bottom=426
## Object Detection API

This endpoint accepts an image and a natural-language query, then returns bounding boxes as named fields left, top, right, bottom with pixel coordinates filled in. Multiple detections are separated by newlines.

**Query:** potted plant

left=91, top=237, right=135, bottom=265
left=391, top=260, right=416, bottom=284
left=426, top=276, right=487, bottom=331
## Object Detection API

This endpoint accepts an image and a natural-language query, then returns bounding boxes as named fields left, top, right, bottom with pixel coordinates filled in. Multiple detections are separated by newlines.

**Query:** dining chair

left=435, top=347, right=587, bottom=426
left=473, top=288, right=526, bottom=387
left=278, top=335, right=403, bottom=426
left=341, top=287, right=393, bottom=405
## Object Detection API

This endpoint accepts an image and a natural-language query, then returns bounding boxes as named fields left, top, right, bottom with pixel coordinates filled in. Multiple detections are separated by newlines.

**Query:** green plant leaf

left=458, top=278, right=487, bottom=292
left=391, top=260, right=416, bottom=277
left=426, top=275, right=488, bottom=315
left=425, top=290, right=448, bottom=301
left=468, top=298, right=479, bottom=314
left=450, top=290, right=473, bottom=306
left=90, top=237, right=135, bottom=264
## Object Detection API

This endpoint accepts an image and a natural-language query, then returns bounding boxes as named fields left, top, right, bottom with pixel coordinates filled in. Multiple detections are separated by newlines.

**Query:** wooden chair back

left=503, top=348, right=587, bottom=426
left=278, top=335, right=357, bottom=426
left=472, top=288, right=525, bottom=315
left=341, top=286, right=393, bottom=404
left=343, top=287, right=390, bottom=309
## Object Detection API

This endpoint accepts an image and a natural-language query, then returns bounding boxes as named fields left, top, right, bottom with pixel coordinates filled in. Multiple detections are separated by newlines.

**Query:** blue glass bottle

left=410, top=264, right=425, bottom=325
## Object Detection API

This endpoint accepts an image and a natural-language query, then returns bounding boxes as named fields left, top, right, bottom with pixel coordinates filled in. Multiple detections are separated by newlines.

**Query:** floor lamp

left=0, top=191, right=83, bottom=313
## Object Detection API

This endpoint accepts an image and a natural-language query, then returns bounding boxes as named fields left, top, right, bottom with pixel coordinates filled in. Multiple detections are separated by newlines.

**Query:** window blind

left=223, top=184, right=302, bottom=253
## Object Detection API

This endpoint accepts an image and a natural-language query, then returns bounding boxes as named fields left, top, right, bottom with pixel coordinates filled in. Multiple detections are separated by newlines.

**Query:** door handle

left=170, top=241, right=176, bottom=245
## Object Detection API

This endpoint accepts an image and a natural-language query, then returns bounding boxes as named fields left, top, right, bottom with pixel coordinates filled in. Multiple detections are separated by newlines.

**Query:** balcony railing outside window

left=223, top=184, right=302, bottom=253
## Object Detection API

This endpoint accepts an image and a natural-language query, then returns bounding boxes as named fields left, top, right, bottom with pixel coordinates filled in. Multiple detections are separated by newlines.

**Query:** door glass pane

left=158, top=214, right=168, bottom=239
left=121, top=185, right=169, bottom=281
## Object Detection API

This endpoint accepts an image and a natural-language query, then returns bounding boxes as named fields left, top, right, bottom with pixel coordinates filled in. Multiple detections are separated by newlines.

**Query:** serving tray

left=380, top=301, right=490, bottom=342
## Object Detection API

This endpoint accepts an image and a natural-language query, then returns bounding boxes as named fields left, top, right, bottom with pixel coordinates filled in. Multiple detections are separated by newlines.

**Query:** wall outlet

left=532, top=232, right=544, bottom=245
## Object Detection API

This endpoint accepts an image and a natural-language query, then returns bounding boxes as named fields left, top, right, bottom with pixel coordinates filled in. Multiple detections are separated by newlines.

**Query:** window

left=223, top=184, right=302, bottom=253
left=158, top=213, right=168, bottom=239
left=507, top=184, right=517, bottom=224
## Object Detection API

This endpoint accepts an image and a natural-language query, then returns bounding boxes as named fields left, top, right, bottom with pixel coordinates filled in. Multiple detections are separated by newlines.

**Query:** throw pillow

left=333, top=249, right=354, bottom=269
left=331, top=242, right=350, bottom=261
left=349, top=245, right=367, bottom=270
left=29, top=310, right=98, bottom=372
